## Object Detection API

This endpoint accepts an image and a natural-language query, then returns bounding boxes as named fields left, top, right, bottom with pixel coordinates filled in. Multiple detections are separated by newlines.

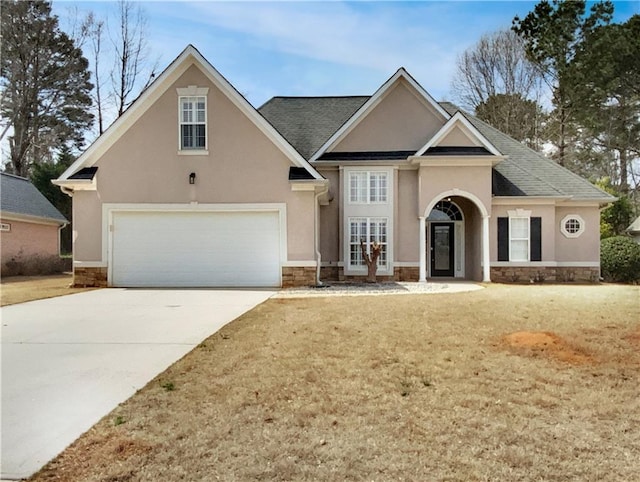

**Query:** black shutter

left=531, top=217, right=542, bottom=261
left=497, top=217, right=509, bottom=261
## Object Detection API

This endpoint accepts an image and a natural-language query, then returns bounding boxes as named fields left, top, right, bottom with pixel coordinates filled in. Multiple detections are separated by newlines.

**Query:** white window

left=179, top=96, right=206, bottom=150
left=0, top=222, right=10, bottom=232
left=509, top=217, right=530, bottom=262
left=349, top=172, right=368, bottom=203
left=348, top=171, right=388, bottom=204
left=560, top=214, right=585, bottom=238
left=349, top=217, right=388, bottom=268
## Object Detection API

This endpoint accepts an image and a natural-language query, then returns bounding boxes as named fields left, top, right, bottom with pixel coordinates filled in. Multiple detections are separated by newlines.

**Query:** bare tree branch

left=110, top=0, right=157, bottom=118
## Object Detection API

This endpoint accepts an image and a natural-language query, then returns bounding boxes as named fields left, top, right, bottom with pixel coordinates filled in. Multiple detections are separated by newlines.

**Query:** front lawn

left=30, top=284, right=639, bottom=481
left=0, top=274, right=95, bottom=306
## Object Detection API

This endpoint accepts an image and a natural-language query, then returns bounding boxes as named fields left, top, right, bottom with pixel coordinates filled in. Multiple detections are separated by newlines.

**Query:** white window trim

left=560, top=214, right=585, bottom=238
left=343, top=167, right=394, bottom=275
left=507, top=209, right=532, bottom=263
left=0, top=222, right=10, bottom=232
left=348, top=216, right=389, bottom=270
left=348, top=170, right=388, bottom=205
left=177, top=86, right=209, bottom=154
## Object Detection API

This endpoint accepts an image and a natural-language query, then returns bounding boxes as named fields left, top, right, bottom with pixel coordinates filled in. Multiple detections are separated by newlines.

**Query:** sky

left=52, top=0, right=639, bottom=111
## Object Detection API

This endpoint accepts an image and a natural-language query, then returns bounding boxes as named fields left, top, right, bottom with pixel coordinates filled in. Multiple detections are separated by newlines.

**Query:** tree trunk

left=558, top=103, right=566, bottom=167
left=619, top=149, right=629, bottom=194
left=360, top=239, right=381, bottom=283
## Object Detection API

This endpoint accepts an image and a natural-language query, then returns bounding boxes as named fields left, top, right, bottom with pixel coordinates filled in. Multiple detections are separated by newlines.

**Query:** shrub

left=1, top=254, right=70, bottom=277
left=600, top=236, right=640, bottom=283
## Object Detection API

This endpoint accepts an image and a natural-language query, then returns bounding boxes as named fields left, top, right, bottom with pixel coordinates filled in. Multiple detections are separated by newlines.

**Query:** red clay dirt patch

left=625, top=326, right=640, bottom=346
left=501, top=331, right=595, bottom=365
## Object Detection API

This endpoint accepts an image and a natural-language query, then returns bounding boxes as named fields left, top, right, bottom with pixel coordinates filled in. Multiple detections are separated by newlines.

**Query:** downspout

left=59, top=186, right=74, bottom=197
left=314, top=183, right=329, bottom=286
left=55, top=183, right=73, bottom=274
left=57, top=222, right=68, bottom=258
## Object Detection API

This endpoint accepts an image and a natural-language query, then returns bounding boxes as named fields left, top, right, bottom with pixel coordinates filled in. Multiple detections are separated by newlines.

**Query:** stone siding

left=394, top=266, right=420, bottom=282
left=282, top=266, right=316, bottom=288
left=319, top=266, right=420, bottom=283
left=491, top=266, right=599, bottom=284
left=73, top=267, right=108, bottom=287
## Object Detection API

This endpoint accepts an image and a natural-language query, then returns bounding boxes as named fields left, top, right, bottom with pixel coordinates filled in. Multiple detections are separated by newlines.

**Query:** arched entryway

left=419, top=190, right=490, bottom=282
left=427, top=200, right=464, bottom=277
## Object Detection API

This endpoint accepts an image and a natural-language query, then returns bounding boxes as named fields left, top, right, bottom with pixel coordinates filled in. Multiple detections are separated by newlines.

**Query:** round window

left=561, top=215, right=585, bottom=238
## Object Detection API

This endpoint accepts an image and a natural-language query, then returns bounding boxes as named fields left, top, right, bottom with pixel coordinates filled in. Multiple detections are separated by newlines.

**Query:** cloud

left=52, top=1, right=542, bottom=108
left=142, top=2, right=484, bottom=101
left=186, top=2, right=444, bottom=70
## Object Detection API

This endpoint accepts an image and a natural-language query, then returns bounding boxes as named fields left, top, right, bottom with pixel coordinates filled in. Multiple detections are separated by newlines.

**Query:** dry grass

left=0, top=274, right=94, bottom=306
left=29, top=284, right=639, bottom=482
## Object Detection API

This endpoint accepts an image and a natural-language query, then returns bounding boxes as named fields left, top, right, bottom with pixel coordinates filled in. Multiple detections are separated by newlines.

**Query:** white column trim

left=482, top=214, right=491, bottom=282
left=419, top=216, right=426, bottom=282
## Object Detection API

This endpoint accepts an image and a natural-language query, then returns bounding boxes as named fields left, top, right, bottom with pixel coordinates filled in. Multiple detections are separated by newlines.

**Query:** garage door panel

left=111, top=211, right=281, bottom=287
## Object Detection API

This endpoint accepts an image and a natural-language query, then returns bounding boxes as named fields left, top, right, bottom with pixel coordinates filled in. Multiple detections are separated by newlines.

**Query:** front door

left=430, top=223, right=454, bottom=277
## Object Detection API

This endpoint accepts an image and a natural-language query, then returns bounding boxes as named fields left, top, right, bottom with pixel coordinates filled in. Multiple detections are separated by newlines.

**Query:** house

left=627, top=216, right=640, bottom=243
left=54, top=45, right=614, bottom=288
left=1, top=172, right=68, bottom=272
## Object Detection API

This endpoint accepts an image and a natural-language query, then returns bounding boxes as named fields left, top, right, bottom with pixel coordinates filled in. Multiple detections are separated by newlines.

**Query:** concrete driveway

left=0, top=288, right=274, bottom=480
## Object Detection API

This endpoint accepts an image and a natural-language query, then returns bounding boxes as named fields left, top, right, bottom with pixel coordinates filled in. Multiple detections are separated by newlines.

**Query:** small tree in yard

left=360, top=239, right=382, bottom=283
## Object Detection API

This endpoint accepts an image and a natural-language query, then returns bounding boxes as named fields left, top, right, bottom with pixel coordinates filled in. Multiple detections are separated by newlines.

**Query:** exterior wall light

left=189, top=172, right=196, bottom=185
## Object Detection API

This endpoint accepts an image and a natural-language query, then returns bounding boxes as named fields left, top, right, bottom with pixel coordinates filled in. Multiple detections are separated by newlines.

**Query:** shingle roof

left=258, top=96, right=369, bottom=160
left=1, top=173, right=67, bottom=223
left=259, top=95, right=612, bottom=201
left=438, top=102, right=612, bottom=200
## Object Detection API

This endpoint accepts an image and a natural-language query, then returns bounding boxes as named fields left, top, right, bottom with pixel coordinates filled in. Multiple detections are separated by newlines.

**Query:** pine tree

left=571, top=15, right=640, bottom=194
left=512, top=0, right=614, bottom=166
left=1, top=0, right=93, bottom=176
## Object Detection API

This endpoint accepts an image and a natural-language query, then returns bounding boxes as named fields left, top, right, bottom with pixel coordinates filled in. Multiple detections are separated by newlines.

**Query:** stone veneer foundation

left=73, top=267, right=108, bottom=287
left=320, top=266, right=420, bottom=283
left=73, top=264, right=599, bottom=288
left=281, top=266, right=317, bottom=287
left=490, top=266, right=599, bottom=283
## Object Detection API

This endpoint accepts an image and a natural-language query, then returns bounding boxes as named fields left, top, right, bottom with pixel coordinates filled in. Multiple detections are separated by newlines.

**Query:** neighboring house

left=54, top=45, right=614, bottom=288
left=627, top=216, right=640, bottom=243
left=1, top=172, right=68, bottom=268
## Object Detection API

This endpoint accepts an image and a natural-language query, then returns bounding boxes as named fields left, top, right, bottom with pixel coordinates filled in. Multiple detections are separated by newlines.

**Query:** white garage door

left=111, top=210, right=281, bottom=287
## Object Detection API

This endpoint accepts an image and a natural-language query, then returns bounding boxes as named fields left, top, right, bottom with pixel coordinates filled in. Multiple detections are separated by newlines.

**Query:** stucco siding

left=418, top=165, right=492, bottom=216
left=452, top=197, right=482, bottom=280
left=555, top=206, right=600, bottom=262
left=489, top=203, right=600, bottom=264
left=73, top=63, right=316, bottom=264
left=490, top=204, right=556, bottom=262
left=73, top=192, right=103, bottom=262
left=332, top=80, right=443, bottom=152
left=396, top=170, right=419, bottom=261
left=439, top=126, right=478, bottom=147
left=318, top=169, right=340, bottom=263
left=0, top=219, right=60, bottom=262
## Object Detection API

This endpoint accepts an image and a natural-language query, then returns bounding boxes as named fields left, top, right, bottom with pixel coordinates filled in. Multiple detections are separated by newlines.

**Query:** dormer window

left=177, top=86, right=209, bottom=153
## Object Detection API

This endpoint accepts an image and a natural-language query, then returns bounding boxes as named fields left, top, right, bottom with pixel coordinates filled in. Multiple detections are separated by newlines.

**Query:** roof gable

left=627, top=215, right=640, bottom=234
left=0, top=173, right=67, bottom=224
left=438, top=103, right=614, bottom=201
left=417, top=111, right=502, bottom=156
left=58, top=45, right=322, bottom=183
left=309, top=68, right=450, bottom=161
